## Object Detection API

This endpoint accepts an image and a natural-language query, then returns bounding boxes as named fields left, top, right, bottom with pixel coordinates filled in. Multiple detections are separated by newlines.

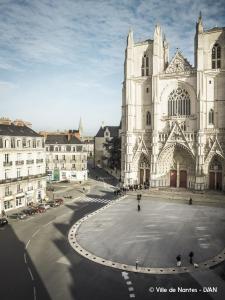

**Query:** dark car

left=16, top=212, right=27, bottom=220
left=55, top=198, right=64, bottom=205
left=23, top=208, right=36, bottom=216
left=47, top=201, right=60, bottom=208
left=0, top=218, right=8, bottom=227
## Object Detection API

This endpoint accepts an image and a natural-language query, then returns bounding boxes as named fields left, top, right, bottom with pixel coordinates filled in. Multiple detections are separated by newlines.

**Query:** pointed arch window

left=168, top=87, right=190, bottom=116
left=146, top=111, right=151, bottom=126
left=209, top=109, right=214, bottom=125
left=212, top=43, right=221, bottom=69
left=142, top=54, right=149, bottom=76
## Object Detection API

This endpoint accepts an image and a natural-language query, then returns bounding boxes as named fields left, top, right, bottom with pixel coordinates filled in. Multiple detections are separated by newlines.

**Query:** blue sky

left=0, top=0, right=225, bottom=135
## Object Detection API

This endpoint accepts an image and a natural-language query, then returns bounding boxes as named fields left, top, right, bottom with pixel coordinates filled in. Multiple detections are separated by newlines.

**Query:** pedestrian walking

left=137, top=204, right=141, bottom=211
left=189, top=251, right=194, bottom=264
left=135, top=258, right=139, bottom=269
left=176, top=254, right=182, bottom=267
left=189, top=197, right=192, bottom=205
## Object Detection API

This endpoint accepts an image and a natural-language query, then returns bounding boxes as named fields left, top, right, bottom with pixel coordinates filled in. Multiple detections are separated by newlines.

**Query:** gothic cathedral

left=121, top=14, right=225, bottom=191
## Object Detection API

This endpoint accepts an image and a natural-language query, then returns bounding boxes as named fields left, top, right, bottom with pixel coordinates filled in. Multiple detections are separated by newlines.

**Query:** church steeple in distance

left=78, top=117, right=83, bottom=138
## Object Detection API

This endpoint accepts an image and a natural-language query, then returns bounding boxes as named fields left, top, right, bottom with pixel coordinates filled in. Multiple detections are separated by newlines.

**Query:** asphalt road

left=1, top=167, right=225, bottom=300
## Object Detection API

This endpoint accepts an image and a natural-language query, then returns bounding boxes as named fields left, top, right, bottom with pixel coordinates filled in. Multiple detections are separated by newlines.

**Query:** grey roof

left=45, top=134, right=83, bottom=145
left=0, top=124, right=41, bottom=137
left=205, top=27, right=225, bottom=33
left=95, top=126, right=119, bottom=138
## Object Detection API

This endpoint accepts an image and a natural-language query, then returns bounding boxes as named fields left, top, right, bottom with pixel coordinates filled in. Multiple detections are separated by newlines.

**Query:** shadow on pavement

left=0, top=224, right=51, bottom=300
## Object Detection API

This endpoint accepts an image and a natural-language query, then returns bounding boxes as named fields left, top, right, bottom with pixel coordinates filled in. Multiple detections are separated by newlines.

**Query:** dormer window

left=142, top=54, right=149, bottom=76
left=212, top=43, right=221, bottom=69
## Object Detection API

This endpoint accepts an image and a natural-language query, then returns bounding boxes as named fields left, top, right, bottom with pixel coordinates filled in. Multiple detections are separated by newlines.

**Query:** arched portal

left=209, top=156, right=223, bottom=190
left=139, top=153, right=150, bottom=185
left=158, top=144, right=195, bottom=188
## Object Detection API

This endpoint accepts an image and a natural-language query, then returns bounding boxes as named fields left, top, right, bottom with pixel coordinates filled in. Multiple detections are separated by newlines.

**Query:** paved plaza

left=76, top=194, right=225, bottom=269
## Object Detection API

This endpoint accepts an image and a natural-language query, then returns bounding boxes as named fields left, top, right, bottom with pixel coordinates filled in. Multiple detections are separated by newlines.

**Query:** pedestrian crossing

left=81, top=196, right=112, bottom=204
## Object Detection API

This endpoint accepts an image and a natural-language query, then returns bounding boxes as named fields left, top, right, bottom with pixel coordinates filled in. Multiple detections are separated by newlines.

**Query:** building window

left=17, top=168, right=21, bottom=178
left=209, top=109, right=214, bottom=125
left=141, top=54, right=149, bottom=76
left=168, top=87, right=190, bottom=116
left=5, top=153, right=9, bottom=163
left=16, top=139, right=21, bottom=147
left=5, top=169, right=10, bottom=179
left=212, top=43, right=221, bottom=69
left=4, top=139, right=9, bottom=148
left=146, top=111, right=151, bottom=126
left=146, top=87, right=149, bottom=93
left=55, top=155, right=58, bottom=161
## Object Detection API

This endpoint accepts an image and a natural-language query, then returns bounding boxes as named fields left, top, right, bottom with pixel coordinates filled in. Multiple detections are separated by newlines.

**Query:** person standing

left=189, top=251, right=194, bottom=264
left=176, top=254, right=182, bottom=267
left=189, top=197, right=192, bottom=205
left=137, top=204, right=141, bottom=211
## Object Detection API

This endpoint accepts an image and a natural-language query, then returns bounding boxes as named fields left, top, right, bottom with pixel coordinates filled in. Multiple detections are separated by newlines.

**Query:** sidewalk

left=126, top=188, right=225, bottom=205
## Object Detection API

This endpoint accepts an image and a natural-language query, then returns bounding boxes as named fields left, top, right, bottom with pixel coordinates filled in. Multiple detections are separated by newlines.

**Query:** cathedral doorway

left=180, top=170, right=187, bottom=188
left=158, top=144, right=195, bottom=189
left=139, top=154, right=150, bottom=185
left=170, top=170, right=177, bottom=187
left=209, top=156, right=223, bottom=190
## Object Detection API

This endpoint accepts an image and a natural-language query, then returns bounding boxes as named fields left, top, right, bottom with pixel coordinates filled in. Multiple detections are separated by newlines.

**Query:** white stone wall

left=122, top=22, right=225, bottom=190
left=46, top=144, right=88, bottom=182
left=0, top=135, right=46, bottom=212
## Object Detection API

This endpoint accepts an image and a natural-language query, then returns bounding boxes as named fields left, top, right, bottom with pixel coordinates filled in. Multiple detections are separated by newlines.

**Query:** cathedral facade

left=121, top=15, right=225, bottom=191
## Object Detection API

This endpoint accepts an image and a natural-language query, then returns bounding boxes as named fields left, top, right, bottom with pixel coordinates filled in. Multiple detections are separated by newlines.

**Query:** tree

left=103, top=136, right=121, bottom=170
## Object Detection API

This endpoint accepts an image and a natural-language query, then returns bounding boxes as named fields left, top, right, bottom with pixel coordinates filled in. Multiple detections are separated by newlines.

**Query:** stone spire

left=78, top=117, right=83, bottom=138
left=127, top=28, right=134, bottom=47
left=197, top=11, right=203, bottom=33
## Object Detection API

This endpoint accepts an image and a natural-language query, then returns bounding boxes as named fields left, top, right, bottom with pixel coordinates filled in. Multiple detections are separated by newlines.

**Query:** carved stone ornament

left=165, top=51, right=194, bottom=74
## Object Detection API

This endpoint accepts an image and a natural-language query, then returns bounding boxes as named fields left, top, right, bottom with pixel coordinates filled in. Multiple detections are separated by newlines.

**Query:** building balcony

left=15, top=160, right=24, bottom=165
left=0, top=173, right=47, bottom=184
left=36, top=159, right=44, bottom=164
left=27, top=186, right=33, bottom=191
left=26, top=159, right=34, bottom=164
left=17, top=189, right=23, bottom=193
left=3, top=161, right=13, bottom=167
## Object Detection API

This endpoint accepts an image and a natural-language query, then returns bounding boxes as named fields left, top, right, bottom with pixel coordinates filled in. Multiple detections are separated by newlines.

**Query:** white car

left=39, top=203, right=50, bottom=210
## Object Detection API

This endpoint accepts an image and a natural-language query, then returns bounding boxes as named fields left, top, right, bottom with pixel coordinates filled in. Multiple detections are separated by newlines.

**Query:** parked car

left=38, top=203, right=50, bottom=210
left=23, top=208, right=36, bottom=216
left=0, top=218, right=8, bottom=227
left=47, top=201, right=60, bottom=208
left=16, top=212, right=27, bottom=220
left=36, top=205, right=46, bottom=213
left=47, top=186, right=54, bottom=191
left=54, top=198, right=64, bottom=205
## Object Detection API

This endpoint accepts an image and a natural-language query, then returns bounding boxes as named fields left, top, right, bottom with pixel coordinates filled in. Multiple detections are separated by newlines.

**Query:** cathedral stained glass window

left=168, top=88, right=190, bottom=116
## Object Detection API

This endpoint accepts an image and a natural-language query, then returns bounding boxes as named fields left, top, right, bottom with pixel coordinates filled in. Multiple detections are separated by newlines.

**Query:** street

left=1, top=167, right=225, bottom=300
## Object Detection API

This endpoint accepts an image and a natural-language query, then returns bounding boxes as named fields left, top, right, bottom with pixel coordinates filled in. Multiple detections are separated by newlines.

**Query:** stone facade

left=0, top=118, right=46, bottom=212
left=94, top=125, right=119, bottom=168
left=121, top=15, right=225, bottom=191
left=45, top=133, right=88, bottom=182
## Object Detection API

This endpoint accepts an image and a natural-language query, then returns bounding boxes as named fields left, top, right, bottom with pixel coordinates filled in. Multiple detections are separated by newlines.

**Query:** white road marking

left=126, top=281, right=132, bottom=285
left=26, top=239, right=31, bottom=249
left=121, top=271, right=129, bottom=280
left=24, top=252, right=27, bottom=264
left=57, top=256, right=72, bottom=266
left=33, top=286, right=37, bottom=300
left=128, top=287, right=134, bottom=292
left=43, top=220, right=53, bottom=227
left=32, top=228, right=40, bottom=238
left=129, top=294, right=135, bottom=298
left=28, top=267, right=34, bottom=281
